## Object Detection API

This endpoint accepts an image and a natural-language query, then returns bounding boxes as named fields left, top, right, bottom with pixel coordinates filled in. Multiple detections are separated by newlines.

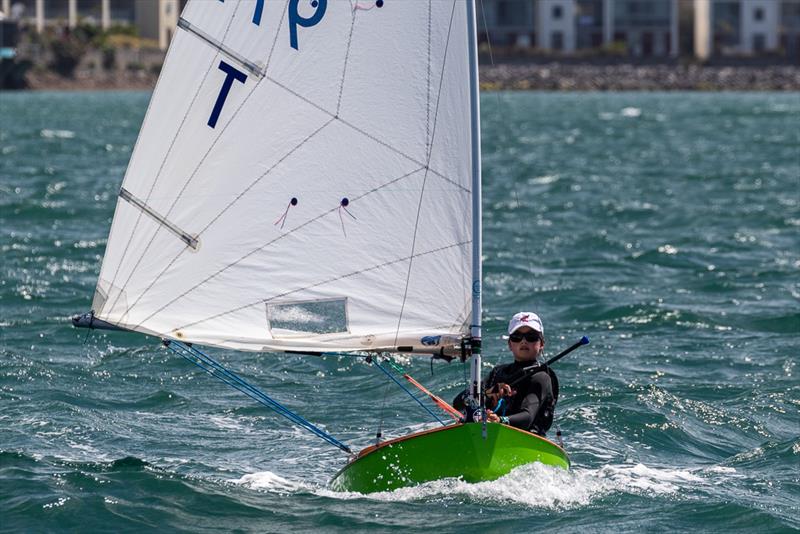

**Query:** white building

left=608, top=0, right=679, bottom=57
left=482, top=0, right=679, bottom=57
left=2, top=0, right=179, bottom=50
left=695, top=0, right=800, bottom=59
left=537, top=0, right=577, bottom=52
left=781, top=0, right=800, bottom=59
left=477, top=0, right=536, bottom=47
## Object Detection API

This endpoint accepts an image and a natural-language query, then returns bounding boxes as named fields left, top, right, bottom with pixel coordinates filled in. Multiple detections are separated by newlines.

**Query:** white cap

left=507, top=312, right=544, bottom=335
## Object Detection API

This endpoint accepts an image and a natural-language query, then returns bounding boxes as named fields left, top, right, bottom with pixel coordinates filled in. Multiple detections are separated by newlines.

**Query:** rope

left=374, top=376, right=391, bottom=446
left=370, top=358, right=447, bottom=426
left=382, top=359, right=462, bottom=421
left=165, top=340, right=351, bottom=454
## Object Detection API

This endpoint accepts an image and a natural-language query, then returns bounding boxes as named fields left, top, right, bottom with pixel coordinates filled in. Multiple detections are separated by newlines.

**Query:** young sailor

left=453, top=312, right=557, bottom=436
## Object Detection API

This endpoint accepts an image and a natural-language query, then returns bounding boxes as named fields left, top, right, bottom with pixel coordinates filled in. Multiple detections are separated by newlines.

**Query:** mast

left=466, top=0, right=483, bottom=410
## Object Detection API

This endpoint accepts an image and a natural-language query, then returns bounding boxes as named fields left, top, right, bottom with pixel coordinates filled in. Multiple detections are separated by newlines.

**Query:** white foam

left=233, top=471, right=308, bottom=494
left=705, top=466, right=737, bottom=474
left=236, top=460, right=738, bottom=509
left=40, top=129, right=76, bottom=139
left=208, top=415, right=244, bottom=431
left=529, top=174, right=560, bottom=185
left=42, top=496, right=70, bottom=509
left=621, top=107, right=642, bottom=118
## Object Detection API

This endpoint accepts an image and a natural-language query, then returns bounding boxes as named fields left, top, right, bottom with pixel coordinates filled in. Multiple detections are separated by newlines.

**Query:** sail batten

left=177, top=17, right=265, bottom=78
left=93, top=0, right=479, bottom=354
left=118, top=187, right=199, bottom=249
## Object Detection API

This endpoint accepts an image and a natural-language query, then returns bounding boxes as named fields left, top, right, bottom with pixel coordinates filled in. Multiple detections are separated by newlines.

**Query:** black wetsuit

left=453, top=361, right=557, bottom=436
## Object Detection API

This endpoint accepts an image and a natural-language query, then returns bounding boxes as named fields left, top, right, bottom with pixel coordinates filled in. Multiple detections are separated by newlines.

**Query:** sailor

left=453, top=311, right=557, bottom=436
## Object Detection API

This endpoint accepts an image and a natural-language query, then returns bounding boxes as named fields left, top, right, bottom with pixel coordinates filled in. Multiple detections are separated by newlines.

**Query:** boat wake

left=234, top=461, right=737, bottom=510
left=234, top=471, right=303, bottom=494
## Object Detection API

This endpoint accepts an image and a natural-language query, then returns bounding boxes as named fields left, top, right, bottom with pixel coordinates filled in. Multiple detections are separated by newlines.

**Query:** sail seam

left=177, top=17, right=264, bottom=78
left=426, top=0, right=432, bottom=156
left=122, top=117, right=336, bottom=321
left=119, top=74, right=279, bottom=321
left=394, top=0, right=459, bottom=345
left=129, top=166, right=427, bottom=331
left=105, top=38, right=224, bottom=314
left=336, top=7, right=357, bottom=116
left=101, top=28, right=186, bottom=314
left=109, top=2, right=255, bottom=317
left=126, top=1, right=314, bottom=327
left=104, top=4, right=476, bottom=343
left=335, top=116, right=470, bottom=193
left=196, top=118, right=336, bottom=237
left=118, top=188, right=198, bottom=249
left=263, top=0, right=289, bottom=74
left=169, top=240, right=471, bottom=333
left=266, top=76, right=469, bottom=194
left=112, top=74, right=263, bottom=318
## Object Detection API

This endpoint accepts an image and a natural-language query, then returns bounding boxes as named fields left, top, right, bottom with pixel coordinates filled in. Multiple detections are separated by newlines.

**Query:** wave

left=234, top=460, right=740, bottom=511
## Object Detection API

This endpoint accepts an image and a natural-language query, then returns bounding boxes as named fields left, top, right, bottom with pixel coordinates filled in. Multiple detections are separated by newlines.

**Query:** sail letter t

left=208, top=61, right=247, bottom=129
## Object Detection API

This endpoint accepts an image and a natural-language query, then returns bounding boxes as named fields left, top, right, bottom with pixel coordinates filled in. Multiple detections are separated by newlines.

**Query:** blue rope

left=371, top=358, right=447, bottom=426
left=165, top=340, right=351, bottom=454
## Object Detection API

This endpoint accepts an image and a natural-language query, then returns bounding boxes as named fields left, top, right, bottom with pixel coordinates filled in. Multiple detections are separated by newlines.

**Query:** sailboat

left=73, top=0, right=572, bottom=493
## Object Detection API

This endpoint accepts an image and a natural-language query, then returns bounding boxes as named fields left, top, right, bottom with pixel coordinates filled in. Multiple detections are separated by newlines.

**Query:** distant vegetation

left=26, top=23, right=155, bottom=78
left=2, top=22, right=164, bottom=89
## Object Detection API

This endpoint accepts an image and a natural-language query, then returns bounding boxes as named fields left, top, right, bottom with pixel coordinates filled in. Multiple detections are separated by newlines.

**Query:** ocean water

left=1, top=91, right=798, bottom=533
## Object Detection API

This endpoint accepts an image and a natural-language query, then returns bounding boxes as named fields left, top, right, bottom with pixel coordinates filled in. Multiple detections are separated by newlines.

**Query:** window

left=552, top=31, right=564, bottom=50
left=754, top=7, right=764, bottom=22
left=267, top=299, right=349, bottom=336
left=753, top=33, right=766, bottom=52
left=553, top=5, right=563, bottom=19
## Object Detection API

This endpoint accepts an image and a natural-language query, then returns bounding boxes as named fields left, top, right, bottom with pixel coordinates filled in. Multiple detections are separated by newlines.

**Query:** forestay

left=92, top=0, right=480, bottom=353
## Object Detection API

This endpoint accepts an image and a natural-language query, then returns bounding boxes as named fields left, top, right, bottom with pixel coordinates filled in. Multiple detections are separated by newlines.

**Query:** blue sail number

left=216, top=0, right=326, bottom=50
left=218, top=0, right=264, bottom=26
left=208, top=61, right=247, bottom=129
left=207, top=1, right=328, bottom=129
left=289, top=0, right=327, bottom=50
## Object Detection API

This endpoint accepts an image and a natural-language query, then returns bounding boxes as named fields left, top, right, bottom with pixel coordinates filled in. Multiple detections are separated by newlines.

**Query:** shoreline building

left=480, top=0, right=798, bottom=59
left=477, top=0, right=537, bottom=47
left=694, top=0, right=800, bottom=59
left=781, top=0, right=800, bottom=59
left=1, top=0, right=796, bottom=59
left=480, top=0, right=679, bottom=57
left=1, top=0, right=178, bottom=50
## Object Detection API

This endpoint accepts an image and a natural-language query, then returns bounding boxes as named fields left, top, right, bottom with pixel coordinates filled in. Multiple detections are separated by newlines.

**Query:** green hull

left=330, top=422, right=569, bottom=493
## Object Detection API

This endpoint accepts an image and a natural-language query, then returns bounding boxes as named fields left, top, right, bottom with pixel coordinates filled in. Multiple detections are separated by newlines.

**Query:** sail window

left=267, top=298, right=349, bottom=337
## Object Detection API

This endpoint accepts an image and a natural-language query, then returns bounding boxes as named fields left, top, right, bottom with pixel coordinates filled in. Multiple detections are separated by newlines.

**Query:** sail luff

left=466, top=0, right=483, bottom=407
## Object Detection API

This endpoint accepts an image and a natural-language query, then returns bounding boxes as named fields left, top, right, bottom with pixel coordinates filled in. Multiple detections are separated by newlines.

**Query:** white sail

left=92, top=0, right=480, bottom=353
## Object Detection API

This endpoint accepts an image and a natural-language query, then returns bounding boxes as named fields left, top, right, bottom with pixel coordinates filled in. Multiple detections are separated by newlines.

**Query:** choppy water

left=1, top=91, right=798, bottom=533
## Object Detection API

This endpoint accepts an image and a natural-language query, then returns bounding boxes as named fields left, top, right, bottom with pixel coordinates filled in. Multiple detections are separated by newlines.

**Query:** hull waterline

left=330, top=422, right=569, bottom=493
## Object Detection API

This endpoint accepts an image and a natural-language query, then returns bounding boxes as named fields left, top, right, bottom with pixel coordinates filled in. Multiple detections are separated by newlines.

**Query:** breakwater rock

left=8, top=60, right=800, bottom=92
left=480, top=62, right=800, bottom=91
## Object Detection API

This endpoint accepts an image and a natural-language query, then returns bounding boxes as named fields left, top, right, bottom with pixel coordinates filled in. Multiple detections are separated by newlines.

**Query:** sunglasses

left=509, top=332, right=542, bottom=343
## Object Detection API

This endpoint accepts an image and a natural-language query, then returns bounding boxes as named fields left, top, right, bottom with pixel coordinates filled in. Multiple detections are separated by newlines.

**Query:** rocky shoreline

left=9, top=62, right=800, bottom=92
left=479, top=62, right=800, bottom=91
